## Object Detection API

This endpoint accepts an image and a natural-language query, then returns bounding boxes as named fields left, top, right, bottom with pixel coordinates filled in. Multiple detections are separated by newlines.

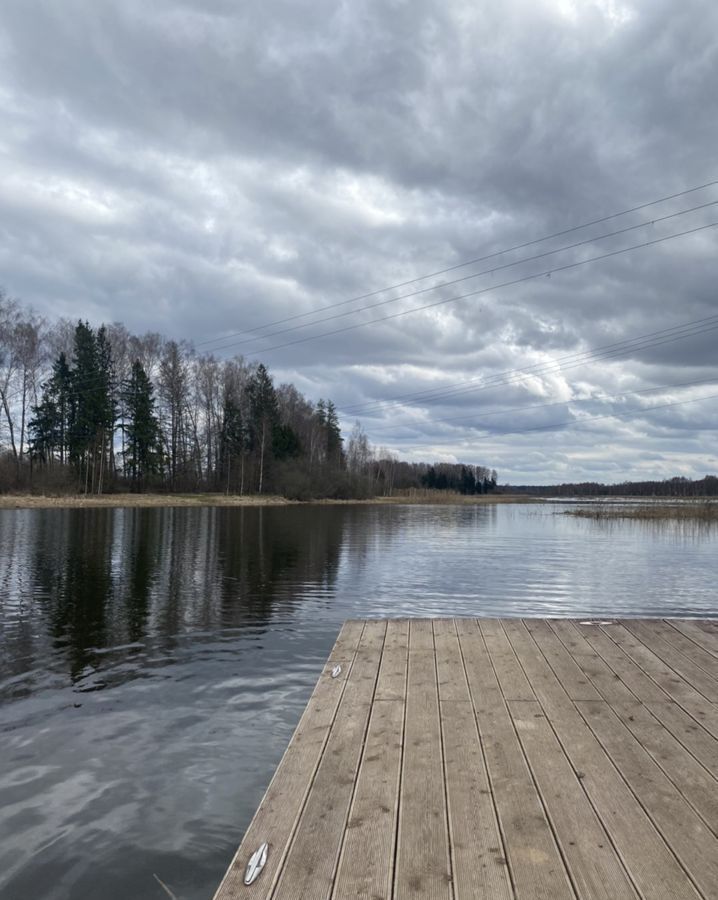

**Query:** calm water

left=1, top=503, right=716, bottom=900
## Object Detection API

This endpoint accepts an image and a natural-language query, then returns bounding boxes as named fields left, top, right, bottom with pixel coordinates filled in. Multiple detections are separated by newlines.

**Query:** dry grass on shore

left=563, top=502, right=718, bottom=521
left=0, top=492, right=296, bottom=509
left=0, top=490, right=538, bottom=510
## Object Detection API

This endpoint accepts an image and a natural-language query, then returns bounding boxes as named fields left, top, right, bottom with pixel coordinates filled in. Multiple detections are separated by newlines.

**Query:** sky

left=1, top=0, right=717, bottom=484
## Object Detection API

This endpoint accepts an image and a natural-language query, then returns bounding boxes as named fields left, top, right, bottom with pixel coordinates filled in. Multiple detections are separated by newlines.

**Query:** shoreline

left=0, top=492, right=539, bottom=510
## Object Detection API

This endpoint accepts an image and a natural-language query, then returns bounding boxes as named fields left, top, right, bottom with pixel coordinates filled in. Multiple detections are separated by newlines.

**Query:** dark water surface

left=1, top=503, right=717, bottom=900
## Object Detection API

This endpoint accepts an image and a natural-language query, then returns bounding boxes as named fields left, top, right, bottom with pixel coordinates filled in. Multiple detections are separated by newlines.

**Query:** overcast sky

left=1, top=0, right=716, bottom=483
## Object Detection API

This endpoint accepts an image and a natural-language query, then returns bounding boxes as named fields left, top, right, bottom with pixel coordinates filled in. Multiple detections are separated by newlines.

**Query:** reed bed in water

left=563, top=501, right=718, bottom=521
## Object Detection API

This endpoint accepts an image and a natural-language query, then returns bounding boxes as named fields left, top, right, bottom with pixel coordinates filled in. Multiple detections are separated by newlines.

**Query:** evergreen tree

left=52, top=353, right=72, bottom=464
left=28, top=395, right=57, bottom=463
left=272, top=422, right=301, bottom=459
left=29, top=352, right=72, bottom=464
left=247, top=363, right=278, bottom=493
left=96, top=325, right=117, bottom=489
left=325, top=400, right=344, bottom=468
left=219, top=388, right=247, bottom=493
left=157, top=340, right=189, bottom=491
left=122, top=360, right=161, bottom=489
left=68, top=322, right=99, bottom=484
left=66, top=321, right=115, bottom=492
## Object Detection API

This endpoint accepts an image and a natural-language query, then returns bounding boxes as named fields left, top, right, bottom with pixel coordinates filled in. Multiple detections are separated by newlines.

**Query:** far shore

left=0, top=491, right=540, bottom=510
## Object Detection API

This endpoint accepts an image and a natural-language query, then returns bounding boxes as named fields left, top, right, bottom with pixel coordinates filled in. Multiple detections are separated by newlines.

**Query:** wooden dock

left=213, top=618, right=718, bottom=899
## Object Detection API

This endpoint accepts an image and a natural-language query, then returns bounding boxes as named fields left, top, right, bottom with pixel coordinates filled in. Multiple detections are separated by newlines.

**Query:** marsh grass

left=563, top=501, right=718, bottom=521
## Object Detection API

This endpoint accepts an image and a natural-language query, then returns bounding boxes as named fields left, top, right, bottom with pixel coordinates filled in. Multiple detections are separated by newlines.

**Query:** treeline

left=1, top=292, right=499, bottom=499
left=344, top=428, right=496, bottom=494
left=507, top=476, right=718, bottom=498
left=0, top=292, right=348, bottom=497
left=422, top=463, right=497, bottom=494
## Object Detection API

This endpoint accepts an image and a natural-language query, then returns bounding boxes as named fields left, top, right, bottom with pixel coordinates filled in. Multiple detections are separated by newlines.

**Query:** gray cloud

left=1, top=0, right=717, bottom=482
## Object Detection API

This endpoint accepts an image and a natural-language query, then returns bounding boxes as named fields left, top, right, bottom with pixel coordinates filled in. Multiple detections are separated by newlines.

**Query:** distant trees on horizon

left=508, top=476, right=718, bottom=498
left=422, top=463, right=497, bottom=494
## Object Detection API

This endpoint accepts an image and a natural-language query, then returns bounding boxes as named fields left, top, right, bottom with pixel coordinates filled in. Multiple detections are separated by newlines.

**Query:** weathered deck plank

left=332, top=620, right=407, bottom=900
left=457, top=619, right=574, bottom=900
left=502, top=619, right=703, bottom=899
left=639, top=619, right=718, bottom=675
left=214, top=618, right=718, bottom=900
left=332, top=699, right=404, bottom=900
left=576, top=700, right=718, bottom=898
left=271, top=620, right=386, bottom=900
left=506, top=699, right=639, bottom=900
left=571, top=622, right=718, bottom=775
left=622, top=620, right=718, bottom=701
left=600, top=623, right=718, bottom=739
left=592, top=701, right=718, bottom=834
left=393, top=621, right=452, bottom=900
left=668, top=620, right=718, bottom=658
left=433, top=619, right=513, bottom=900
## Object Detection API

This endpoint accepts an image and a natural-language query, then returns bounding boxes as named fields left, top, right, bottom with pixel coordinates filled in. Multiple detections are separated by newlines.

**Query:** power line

left=340, top=314, right=718, bottom=416
left=233, top=219, right=718, bottom=361
left=196, top=177, right=718, bottom=348
left=198, top=199, right=718, bottom=355
left=18, top=294, right=718, bottom=413
left=362, top=377, right=718, bottom=435
left=398, top=391, right=718, bottom=446
left=16, top=203, right=717, bottom=402
left=12, top=215, right=717, bottom=412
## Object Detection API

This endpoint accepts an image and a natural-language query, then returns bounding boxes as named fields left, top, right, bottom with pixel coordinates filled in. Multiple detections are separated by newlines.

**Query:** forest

left=508, top=476, right=718, bottom=497
left=0, top=291, right=497, bottom=499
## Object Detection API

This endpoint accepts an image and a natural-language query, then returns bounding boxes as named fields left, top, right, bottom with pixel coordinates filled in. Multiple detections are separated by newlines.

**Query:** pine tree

left=53, top=353, right=72, bottom=464
left=219, top=389, right=246, bottom=493
left=247, top=363, right=278, bottom=493
left=272, top=423, right=301, bottom=459
left=460, top=465, right=475, bottom=495
left=157, top=340, right=189, bottom=491
left=68, top=321, right=114, bottom=492
left=29, top=352, right=72, bottom=464
left=95, top=325, right=117, bottom=490
left=28, top=394, right=57, bottom=463
left=325, top=400, right=344, bottom=468
left=122, top=360, right=161, bottom=489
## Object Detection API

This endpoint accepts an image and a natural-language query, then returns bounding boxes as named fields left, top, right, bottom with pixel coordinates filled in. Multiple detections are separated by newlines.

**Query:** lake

left=1, top=503, right=716, bottom=900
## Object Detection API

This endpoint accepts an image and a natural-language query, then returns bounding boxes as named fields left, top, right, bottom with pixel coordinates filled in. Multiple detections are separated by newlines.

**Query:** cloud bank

left=1, top=0, right=716, bottom=482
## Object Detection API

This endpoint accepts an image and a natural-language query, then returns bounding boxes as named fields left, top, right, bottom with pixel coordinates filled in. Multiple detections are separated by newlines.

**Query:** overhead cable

left=196, top=178, right=718, bottom=348
left=340, top=314, right=718, bottom=416
left=203, top=200, right=718, bottom=355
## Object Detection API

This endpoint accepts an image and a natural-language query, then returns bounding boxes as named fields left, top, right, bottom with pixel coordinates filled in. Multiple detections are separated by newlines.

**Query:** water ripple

left=0, top=503, right=716, bottom=899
